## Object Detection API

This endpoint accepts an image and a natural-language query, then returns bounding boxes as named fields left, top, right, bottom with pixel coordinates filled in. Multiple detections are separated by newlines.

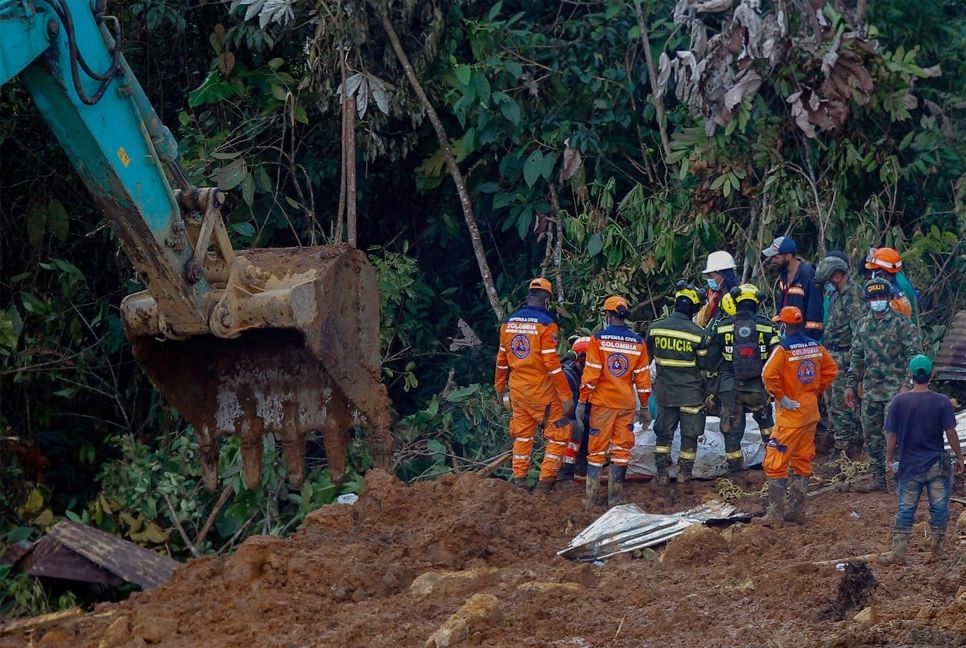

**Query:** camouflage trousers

left=827, top=350, right=860, bottom=447
left=654, top=404, right=706, bottom=473
left=861, top=398, right=889, bottom=475
left=719, top=390, right=774, bottom=460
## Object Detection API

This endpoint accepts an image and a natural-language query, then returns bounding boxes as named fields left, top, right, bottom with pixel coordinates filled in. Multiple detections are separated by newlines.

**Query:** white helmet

left=703, top=250, right=736, bottom=274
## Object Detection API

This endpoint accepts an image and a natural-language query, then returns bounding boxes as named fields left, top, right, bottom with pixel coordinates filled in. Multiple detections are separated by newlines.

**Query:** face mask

left=707, top=278, right=719, bottom=291
left=870, top=299, right=890, bottom=313
left=824, top=283, right=836, bottom=295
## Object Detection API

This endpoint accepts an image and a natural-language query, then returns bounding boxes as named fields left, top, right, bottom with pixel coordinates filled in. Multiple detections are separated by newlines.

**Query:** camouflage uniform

left=845, top=309, right=921, bottom=475
left=823, top=279, right=867, bottom=451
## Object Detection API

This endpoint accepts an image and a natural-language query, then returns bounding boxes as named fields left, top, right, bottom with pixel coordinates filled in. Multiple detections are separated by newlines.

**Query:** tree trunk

left=635, top=5, right=672, bottom=161
left=378, top=9, right=504, bottom=322
left=335, top=46, right=348, bottom=243
left=346, top=96, right=357, bottom=247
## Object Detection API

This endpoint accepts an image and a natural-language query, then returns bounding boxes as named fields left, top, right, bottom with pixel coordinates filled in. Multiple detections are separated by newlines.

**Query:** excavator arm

left=1, top=0, right=391, bottom=489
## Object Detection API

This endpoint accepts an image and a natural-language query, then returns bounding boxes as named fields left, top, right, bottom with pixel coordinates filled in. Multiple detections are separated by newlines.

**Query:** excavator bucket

left=121, top=245, right=391, bottom=491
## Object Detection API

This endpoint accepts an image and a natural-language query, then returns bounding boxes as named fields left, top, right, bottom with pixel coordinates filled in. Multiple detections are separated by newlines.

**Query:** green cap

left=909, top=354, right=933, bottom=377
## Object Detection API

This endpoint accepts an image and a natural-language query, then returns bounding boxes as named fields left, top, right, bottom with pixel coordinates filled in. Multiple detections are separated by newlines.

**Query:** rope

left=715, top=456, right=871, bottom=500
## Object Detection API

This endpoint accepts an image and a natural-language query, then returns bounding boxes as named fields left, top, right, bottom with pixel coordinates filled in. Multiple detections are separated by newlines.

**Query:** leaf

left=32, top=509, right=54, bottom=526
left=23, top=487, right=44, bottom=514
left=0, top=308, right=21, bottom=349
left=455, top=64, right=471, bottom=86
left=445, top=384, right=480, bottom=402
left=6, top=527, right=32, bottom=543
left=293, top=105, right=308, bottom=124
left=426, top=438, right=446, bottom=454
left=271, top=84, right=287, bottom=101
left=211, top=159, right=247, bottom=190
left=369, top=75, right=390, bottom=115
left=588, top=232, right=603, bottom=257
left=188, top=71, right=236, bottom=107
left=540, top=152, right=558, bottom=181
left=504, top=60, right=523, bottom=78
left=241, top=174, right=255, bottom=206
left=231, top=222, right=256, bottom=238
left=523, top=150, right=545, bottom=187
left=46, top=199, right=68, bottom=241
left=488, top=0, right=503, bottom=20
left=500, top=99, right=521, bottom=125
left=516, top=206, right=533, bottom=239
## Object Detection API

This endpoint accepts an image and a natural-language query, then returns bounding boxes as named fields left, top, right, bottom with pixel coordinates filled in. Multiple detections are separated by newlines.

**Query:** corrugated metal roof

left=9, top=521, right=179, bottom=589
left=935, top=310, right=966, bottom=380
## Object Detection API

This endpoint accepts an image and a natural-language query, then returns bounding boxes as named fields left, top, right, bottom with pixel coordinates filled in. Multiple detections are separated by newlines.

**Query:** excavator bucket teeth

left=122, top=246, right=391, bottom=490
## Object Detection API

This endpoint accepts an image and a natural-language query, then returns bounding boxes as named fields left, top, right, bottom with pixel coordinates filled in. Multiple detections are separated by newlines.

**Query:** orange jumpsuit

left=494, top=306, right=573, bottom=480
left=579, top=325, right=651, bottom=468
left=761, top=332, right=838, bottom=478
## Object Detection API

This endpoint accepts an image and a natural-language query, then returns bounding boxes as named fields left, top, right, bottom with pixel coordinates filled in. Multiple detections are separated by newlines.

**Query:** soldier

left=815, top=255, right=867, bottom=461
left=845, top=278, right=921, bottom=491
left=645, top=282, right=709, bottom=492
left=706, top=284, right=781, bottom=482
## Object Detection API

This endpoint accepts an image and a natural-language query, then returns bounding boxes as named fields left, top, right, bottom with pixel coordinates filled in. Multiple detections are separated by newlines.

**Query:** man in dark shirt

left=879, top=355, right=964, bottom=565
left=762, top=236, right=825, bottom=340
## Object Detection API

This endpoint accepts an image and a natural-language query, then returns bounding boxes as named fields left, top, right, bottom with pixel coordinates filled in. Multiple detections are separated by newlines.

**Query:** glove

left=574, top=402, right=586, bottom=433
left=497, top=390, right=511, bottom=411
left=562, top=399, right=575, bottom=417
left=635, top=406, right=651, bottom=429
left=777, top=395, right=800, bottom=410
left=704, top=393, right=718, bottom=415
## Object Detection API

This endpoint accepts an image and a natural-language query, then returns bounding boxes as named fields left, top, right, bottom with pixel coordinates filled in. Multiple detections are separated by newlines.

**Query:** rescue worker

left=879, top=355, right=964, bottom=565
left=845, top=278, right=921, bottom=491
left=761, top=307, right=838, bottom=524
left=815, top=254, right=867, bottom=462
left=646, top=282, right=709, bottom=492
left=494, top=278, right=574, bottom=492
left=706, top=284, right=780, bottom=481
left=697, top=250, right=740, bottom=327
left=762, top=236, right=825, bottom=340
left=557, top=336, right=592, bottom=485
left=578, top=297, right=651, bottom=508
left=865, top=247, right=918, bottom=324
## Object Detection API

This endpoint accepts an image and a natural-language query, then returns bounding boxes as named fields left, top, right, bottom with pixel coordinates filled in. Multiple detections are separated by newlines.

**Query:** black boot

left=676, top=463, right=694, bottom=494
left=927, top=526, right=946, bottom=564
left=655, top=464, right=670, bottom=487
left=533, top=478, right=554, bottom=494
left=511, top=477, right=528, bottom=488
left=608, top=465, right=627, bottom=507
left=585, top=465, right=601, bottom=509
left=855, top=472, right=887, bottom=493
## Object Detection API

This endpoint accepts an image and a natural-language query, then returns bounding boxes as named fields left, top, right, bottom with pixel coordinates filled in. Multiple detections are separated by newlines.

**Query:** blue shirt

left=885, top=390, right=956, bottom=481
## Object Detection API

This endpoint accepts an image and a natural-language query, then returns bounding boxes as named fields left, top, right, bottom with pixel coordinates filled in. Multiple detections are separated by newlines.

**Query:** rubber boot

left=759, top=478, right=787, bottom=526
left=656, top=464, right=670, bottom=487
left=878, top=528, right=911, bottom=565
left=676, top=463, right=694, bottom=494
left=608, top=465, right=627, bottom=507
left=855, top=472, right=887, bottom=493
left=585, top=465, right=601, bottom=509
left=784, top=474, right=809, bottom=523
left=926, top=527, right=945, bottom=564
left=845, top=439, right=864, bottom=462
left=533, top=478, right=554, bottom=494
left=511, top=477, right=528, bottom=489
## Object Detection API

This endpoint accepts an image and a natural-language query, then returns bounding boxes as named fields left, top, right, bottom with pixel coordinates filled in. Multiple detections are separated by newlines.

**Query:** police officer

left=845, top=278, right=921, bottom=491
left=706, top=284, right=780, bottom=481
left=646, top=282, right=709, bottom=491
left=815, top=255, right=866, bottom=461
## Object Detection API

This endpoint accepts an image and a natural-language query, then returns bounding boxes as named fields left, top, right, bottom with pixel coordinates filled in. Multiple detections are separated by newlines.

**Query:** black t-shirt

left=885, top=390, right=956, bottom=481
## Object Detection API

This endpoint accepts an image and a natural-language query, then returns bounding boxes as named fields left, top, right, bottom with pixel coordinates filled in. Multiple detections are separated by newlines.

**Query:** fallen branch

left=0, top=607, right=82, bottom=637
left=812, top=553, right=881, bottom=567
left=194, top=484, right=234, bottom=549
left=476, top=450, right=512, bottom=478
left=163, top=493, right=201, bottom=559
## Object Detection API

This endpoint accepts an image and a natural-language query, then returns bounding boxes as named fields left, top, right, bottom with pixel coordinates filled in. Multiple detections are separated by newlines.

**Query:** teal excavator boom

left=1, top=0, right=391, bottom=489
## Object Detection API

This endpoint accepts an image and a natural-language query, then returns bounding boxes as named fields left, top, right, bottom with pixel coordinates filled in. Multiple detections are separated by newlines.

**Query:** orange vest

left=494, top=306, right=570, bottom=404
left=579, top=325, right=651, bottom=410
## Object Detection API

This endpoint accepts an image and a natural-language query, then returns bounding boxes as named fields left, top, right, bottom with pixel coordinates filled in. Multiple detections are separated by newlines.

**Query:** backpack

left=732, top=313, right=763, bottom=381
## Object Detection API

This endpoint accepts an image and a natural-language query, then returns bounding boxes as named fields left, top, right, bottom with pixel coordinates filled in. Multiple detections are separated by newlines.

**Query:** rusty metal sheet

left=38, top=521, right=179, bottom=589
left=935, top=310, right=966, bottom=380
left=20, top=536, right=124, bottom=587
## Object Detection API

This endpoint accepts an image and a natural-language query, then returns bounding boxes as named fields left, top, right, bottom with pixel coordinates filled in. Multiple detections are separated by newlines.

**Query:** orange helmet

left=865, top=247, right=902, bottom=273
left=570, top=336, right=591, bottom=355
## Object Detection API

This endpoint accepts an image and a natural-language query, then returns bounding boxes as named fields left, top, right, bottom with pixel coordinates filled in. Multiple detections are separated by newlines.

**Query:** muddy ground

left=6, top=466, right=966, bottom=647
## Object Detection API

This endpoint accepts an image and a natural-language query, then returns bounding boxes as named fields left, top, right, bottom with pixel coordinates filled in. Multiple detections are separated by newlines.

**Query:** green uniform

left=646, top=312, right=709, bottom=475
left=823, top=279, right=867, bottom=449
left=846, top=309, right=921, bottom=475
left=706, top=312, right=780, bottom=466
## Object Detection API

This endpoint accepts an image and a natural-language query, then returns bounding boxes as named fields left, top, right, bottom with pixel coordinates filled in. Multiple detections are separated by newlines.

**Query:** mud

left=6, top=469, right=966, bottom=647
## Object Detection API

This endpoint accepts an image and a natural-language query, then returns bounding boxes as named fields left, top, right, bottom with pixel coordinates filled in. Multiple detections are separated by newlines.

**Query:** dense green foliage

left=1, top=0, right=965, bottom=614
